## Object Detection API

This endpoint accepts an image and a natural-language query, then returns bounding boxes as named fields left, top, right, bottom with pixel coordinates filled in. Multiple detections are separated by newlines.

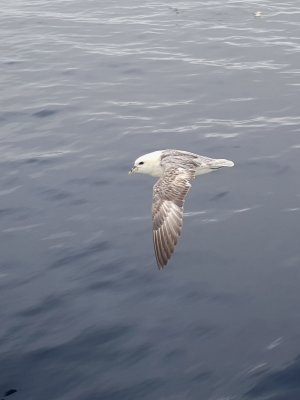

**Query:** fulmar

left=129, top=149, right=234, bottom=269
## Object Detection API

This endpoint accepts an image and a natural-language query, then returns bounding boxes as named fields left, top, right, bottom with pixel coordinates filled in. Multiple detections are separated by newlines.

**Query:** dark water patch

left=0, top=111, right=28, bottom=122
left=90, top=379, right=163, bottom=400
left=273, top=164, right=292, bottom=176
left=3, top=60, right=22, bottom=65
left=192, top=323, right=218, bottom=339
left=94, top=259, right=124, bottom=276
left=67, top=177, right=111, bottom=187
left=0, top=325, right=134, bottom=399
left=210, top=191, right=229, bottom=201
left=120, top=342, right=152, bottom=366
left=32, top=109, right=59, bottom=118
left=86, top=260, right=168, bottom=301
left=122, top=268, right=158, bottom=285
left=50, top=241, right=110, bottom=269
left=0, top=268, right=46, bottom=296
left=38, top=188, right=73, bottom=202
left=87, top=263, right=161, bottom=295
left=164, top=348, right=186, bottom=362
left=0, top=175, right=21, bottom=187
left=190, top=371, right=213, bottom=382
left=208, top=291, right=247, bottom=305
left=246, top=355, right=300, bottom=399
left=106, top=61, right=133, bottom=69
left=1, top=323, right=133, bottom=366
left=18, top=295, right=66, bottom=318
left=119, top=269, right=165, bottom=298
left=242, top=158, right=288, bottom=172
left=24, top=157, right=58, bottom=165
left=0, top=209, right=17, bottom=217
left=123, top=67, right=144, bottom=75
left=183, top=284, right=246, bottom=306
left=70, top=325, right=132, bottom=350
left=1, top=389, right=17, bottom=398
left=91, top=178, right=111, bottom=186
left=62, top=68, right=78, bottom=76
left=88, top=279, right=116, bottom=291
left=67, top=198, right=87, bottom=206
left=169, top=7, right=180, bottom=14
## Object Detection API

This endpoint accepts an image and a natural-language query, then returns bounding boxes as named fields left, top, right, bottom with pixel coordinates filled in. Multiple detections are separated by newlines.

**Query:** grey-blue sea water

left=1, top=0, right=300, bottom=399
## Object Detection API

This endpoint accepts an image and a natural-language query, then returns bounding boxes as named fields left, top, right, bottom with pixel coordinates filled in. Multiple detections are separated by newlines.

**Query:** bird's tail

left=206, top=158, right=234, bottom=169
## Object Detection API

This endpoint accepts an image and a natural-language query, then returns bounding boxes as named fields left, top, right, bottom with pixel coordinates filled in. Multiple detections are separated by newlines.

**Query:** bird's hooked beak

left=128, top=165, right=137, bottom=175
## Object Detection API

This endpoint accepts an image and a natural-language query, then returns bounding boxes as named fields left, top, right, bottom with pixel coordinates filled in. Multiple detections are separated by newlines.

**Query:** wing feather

left=152, top=164, right=196, bottom=269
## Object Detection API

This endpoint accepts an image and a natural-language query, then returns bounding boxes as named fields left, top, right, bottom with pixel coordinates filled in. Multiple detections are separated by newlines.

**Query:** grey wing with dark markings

left=152, top=165, right=196, bottom=269
left=160, top=150, right=214, bottom=169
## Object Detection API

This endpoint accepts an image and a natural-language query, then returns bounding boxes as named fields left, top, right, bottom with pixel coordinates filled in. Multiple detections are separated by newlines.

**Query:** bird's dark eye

left=138, top=161, right=144, bottom=165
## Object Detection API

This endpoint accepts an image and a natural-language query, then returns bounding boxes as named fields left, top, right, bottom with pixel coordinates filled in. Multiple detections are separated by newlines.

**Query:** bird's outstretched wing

left=152, top=161, right=196, bottom=269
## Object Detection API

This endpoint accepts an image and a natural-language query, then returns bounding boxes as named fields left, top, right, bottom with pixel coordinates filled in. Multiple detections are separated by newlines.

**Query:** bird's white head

left=129, top=150, right=163, bottom=177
